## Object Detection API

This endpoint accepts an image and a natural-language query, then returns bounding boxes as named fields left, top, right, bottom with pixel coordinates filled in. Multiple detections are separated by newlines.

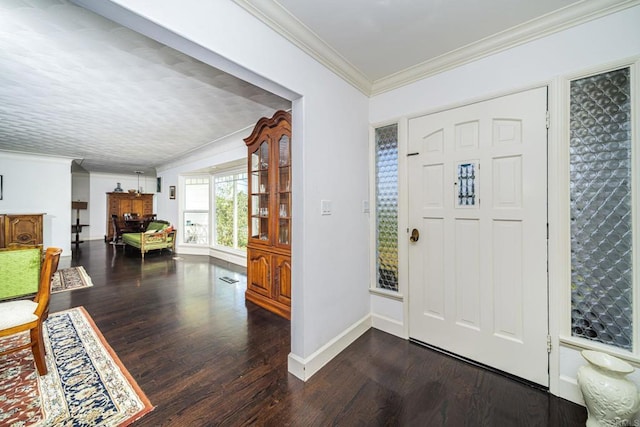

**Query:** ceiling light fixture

left=134, top=170, right=144, bottom=196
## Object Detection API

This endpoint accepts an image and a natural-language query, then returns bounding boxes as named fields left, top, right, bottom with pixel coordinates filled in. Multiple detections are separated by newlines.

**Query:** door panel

left=492, top=220, right=523, bottom=341
left=423, top=218, right=445, bottom=318
left=454, top=218, right=481, bottom=329
left=247, top=249, right=270, bottom=296
left=408, top=87, right=548, bottom=386
left=274, top=255, right=291, bottom=305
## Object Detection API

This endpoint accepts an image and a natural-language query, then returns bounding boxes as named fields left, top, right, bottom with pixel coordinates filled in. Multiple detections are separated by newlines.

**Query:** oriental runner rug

left=0, top=307, right=153, bottom=426
left=51, top=266, right=93, bottom=293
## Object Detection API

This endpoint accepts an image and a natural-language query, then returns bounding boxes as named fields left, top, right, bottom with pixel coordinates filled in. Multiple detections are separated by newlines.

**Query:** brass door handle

left=410, top=228, right=419, bottom=242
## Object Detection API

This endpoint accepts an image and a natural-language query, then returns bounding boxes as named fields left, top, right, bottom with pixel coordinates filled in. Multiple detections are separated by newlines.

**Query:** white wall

left=88, top=172, right=158, bottom=241
left=0, top=151, right=73, bottom=255
left=369, top=5, right=640, bottom=403
left=81, top=0, right=371, bottom=377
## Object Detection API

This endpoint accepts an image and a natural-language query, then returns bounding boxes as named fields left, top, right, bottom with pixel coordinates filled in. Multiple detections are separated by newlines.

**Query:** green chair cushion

left=0, top=248, right=40, bottom=300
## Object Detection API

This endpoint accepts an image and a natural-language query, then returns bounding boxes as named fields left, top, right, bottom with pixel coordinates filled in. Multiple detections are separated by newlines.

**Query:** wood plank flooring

left=48, top=241, right=587, bottom=426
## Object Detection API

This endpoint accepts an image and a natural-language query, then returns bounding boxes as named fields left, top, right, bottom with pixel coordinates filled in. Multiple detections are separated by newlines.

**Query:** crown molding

left=0, top=149, right=75, bottom=165
left=232, top=0, right=372, bottom=95
left=371, top=0, right=640, bottom=95
left=234, top=0, right=640, bottom=97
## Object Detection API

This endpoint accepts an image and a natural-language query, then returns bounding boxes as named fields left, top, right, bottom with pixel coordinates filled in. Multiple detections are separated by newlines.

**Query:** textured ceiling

left=3, top=0, right=631, bottom=175
left=0, top=0, right=291, bottom=175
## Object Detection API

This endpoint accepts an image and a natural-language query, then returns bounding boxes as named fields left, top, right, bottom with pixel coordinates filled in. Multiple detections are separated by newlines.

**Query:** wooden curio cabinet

left=245, top=110, right=291, bottom=319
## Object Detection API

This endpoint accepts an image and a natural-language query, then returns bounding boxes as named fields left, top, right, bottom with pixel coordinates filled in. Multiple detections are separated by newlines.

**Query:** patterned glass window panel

left=375, top=124, right=399, bottom=291
left=570, top=67, right=633, bottom=350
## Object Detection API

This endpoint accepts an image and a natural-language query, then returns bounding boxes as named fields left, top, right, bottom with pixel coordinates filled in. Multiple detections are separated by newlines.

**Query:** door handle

left=410, top=228, right=419, bottom=242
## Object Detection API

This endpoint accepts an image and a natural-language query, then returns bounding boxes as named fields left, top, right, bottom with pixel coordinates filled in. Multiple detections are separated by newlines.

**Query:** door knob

left=410, top=228, right=419, bottom=242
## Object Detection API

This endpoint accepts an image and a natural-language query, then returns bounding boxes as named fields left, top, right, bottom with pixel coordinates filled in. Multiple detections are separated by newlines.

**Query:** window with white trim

left=213, top=171, right=248, bottom=251
left=183, top=177, right=209, bottom=245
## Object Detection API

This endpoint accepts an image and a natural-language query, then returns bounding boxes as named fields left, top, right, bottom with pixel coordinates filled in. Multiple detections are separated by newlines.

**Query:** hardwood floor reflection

left=49, top=241, right=587, bottom=426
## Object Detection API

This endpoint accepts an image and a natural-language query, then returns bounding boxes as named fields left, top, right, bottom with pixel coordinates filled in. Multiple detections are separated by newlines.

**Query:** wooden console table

left=72, top=201, right=88, bottom=247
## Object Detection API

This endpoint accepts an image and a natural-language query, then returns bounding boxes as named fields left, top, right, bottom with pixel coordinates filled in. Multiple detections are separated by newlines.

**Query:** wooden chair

left=142, top=213, right=157, bottom=230
left=0, top=247, right=62, bottom=375
left=111, top=214, right=139, bottom=244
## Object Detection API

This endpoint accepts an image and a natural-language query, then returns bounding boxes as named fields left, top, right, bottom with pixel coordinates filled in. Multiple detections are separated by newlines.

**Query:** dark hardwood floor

left=49, top=240, right=587, bottom=426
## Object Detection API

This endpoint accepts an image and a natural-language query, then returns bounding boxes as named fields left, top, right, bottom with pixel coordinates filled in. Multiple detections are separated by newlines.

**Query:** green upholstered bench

left=0, top=247, right=41, bottom=300
left=122, top=220, right=176, bottom=259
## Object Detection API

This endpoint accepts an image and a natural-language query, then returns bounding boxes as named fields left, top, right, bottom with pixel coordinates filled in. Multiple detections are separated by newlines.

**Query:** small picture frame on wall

left=157, top=177, right=162, bottom=193
left=0, top=175, right=3, bottom=200
left=169, top=185, right=176, bottom=200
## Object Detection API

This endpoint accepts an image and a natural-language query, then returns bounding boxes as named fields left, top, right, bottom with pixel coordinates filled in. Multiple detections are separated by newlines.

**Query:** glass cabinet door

left=276, top=134, right=291, bottom=246
left=250, top=140, right=270, bottom=242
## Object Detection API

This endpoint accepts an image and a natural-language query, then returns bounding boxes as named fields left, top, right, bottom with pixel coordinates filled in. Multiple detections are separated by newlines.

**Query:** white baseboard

left=208, top=248, right=246, bottom=267
left=371, top=313, right=406, bottom=339
left=557, top=375, right=584, bottom=405
left=288, top=314, right=372, bottom=381
left=176, top=245, right=209, bottom=256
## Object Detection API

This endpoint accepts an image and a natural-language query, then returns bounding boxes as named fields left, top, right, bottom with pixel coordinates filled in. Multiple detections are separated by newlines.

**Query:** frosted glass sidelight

left=570, top=67, right=633, bottom=350
left=375, top=124, right=399, bottom=291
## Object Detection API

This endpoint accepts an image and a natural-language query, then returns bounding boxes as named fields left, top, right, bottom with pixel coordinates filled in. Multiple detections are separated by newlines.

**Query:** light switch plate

left=321, top=200, right=332, bottom=215
left=362, top=200, right=370, bottom=213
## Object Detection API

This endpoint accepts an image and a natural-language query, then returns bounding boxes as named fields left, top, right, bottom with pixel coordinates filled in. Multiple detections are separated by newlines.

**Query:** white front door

left=408, top=87, right=549, bottom=386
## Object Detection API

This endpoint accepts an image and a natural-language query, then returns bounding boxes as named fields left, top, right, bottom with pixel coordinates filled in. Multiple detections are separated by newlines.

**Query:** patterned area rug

left=0, top=307, right=153, bottom=426
left=51, top=266, right=93, bottom=293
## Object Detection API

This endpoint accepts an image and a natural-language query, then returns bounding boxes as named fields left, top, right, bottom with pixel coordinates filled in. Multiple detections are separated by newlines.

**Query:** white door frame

left=369, top=83, right=555, bottom=387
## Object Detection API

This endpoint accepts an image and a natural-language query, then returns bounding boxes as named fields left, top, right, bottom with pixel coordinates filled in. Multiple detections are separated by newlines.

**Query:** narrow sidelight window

left=570, top=67, right=633, bottom=350
left=375, top=124, right=399, bottom=291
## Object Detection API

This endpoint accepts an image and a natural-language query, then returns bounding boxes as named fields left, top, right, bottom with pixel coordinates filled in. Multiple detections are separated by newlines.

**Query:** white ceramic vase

left=577, top=350, right=640, bottom=427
